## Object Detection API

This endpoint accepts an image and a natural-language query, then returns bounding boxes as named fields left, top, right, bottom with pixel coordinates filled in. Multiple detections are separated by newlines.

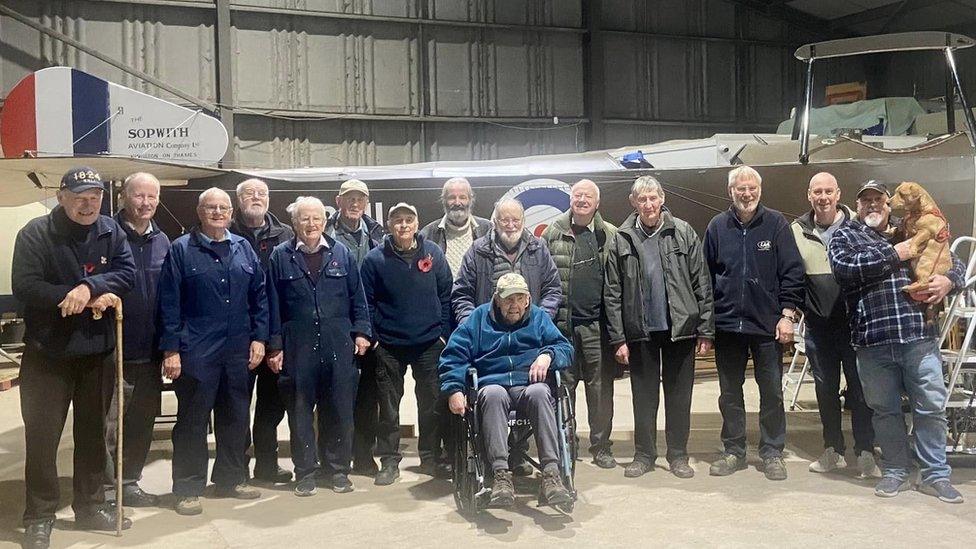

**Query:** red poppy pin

left=417, top=254, right=433, bottom=273
left=83, top=262, right=95, bottom=274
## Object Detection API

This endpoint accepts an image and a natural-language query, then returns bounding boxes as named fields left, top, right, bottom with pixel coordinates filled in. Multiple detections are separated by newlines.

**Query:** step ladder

left=782, top=314, right=811, bottom=411
left=937, top=236, right=976, bottom=454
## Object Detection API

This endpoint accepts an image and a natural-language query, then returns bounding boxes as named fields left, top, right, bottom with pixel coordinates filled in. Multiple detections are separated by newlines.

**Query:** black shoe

left=435, top=462, right=453, bottom=479
left=489, top=469, right=515, bottom=508
left=592, top=449, right=617, bottom=469
left=331, top=473, right=354, bottom=493
left=762, top=456, right=788, bottom=481
left=22, top=520, right=53, bottom=549
left=511, top=461, right=534, bottom=477
left=670, top=457, right=695, bottom=479
left=294, top=476, right=317, bottom=497
left=374, top=463, right=400, bottom=486
left=624, top=459, right=654, bottom=478
left=253, top=464, right=292, bottom=484
left=419, top=460, right=439, bottom=477
left=352, top=460, right=379, bottom=476
left=709, top=453, right=748, bottom=476
left=120, top=485, right=159, bottom=507
left=75, top=508, right=132, bottom=532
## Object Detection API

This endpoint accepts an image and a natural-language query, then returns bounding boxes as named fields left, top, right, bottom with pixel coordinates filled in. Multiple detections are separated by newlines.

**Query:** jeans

left=478, top=383, right=559, bottom=472
left=715, top=331, right=786, bottom=460
left=373, top=340, right=445, bottom=466
left=561, top=320, right=615, bottom=454
left=104, top=360, right=163, bottom=488
left=629, top=332, right=696, bottom=463
left=856, top=339, right=950, bottom=483
left=805, top=321, right=874, bottom=455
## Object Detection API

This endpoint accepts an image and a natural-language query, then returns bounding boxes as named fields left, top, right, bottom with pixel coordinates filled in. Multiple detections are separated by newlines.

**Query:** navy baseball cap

left=60, top=167, right=105, bottom=193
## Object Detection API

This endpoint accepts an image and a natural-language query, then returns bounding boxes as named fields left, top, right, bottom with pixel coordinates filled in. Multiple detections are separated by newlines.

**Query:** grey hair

left=492, top=197, right=525, bottom=221
left=235, top=178, right=268, bottom=196
left=727, top=165, right=762, bottom=188
left=197, top=187, right=231, bottom=207
left=286, top=196, right=328, bottom=221
left=441, top=177, right=475, bottom=204
left=122, top=172, right=160, bottom=196
left=630, top=175, right=664, bottom=198
left=572, top=179, right=601, bottom=200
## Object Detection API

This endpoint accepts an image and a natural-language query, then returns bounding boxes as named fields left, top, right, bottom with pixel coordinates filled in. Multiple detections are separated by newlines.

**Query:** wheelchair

left=452, top=367, right=578, bottom=513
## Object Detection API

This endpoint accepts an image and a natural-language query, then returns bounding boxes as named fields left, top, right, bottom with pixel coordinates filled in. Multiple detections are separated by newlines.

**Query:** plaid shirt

left=828, top=218, right=965, bottom=348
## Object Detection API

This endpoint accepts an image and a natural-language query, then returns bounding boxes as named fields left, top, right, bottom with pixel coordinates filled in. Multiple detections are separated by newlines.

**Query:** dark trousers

left=281, top=358, right=359, bottom=480
left=246, top=362, right=286, bottom=475
left=805, top=322, right=874, bottom=455
left=21, top=347, right=112, bottom=524
left=630, top=333, right=696, bottom=463
left=561, top=320, right=615, bottom=454
left=715, top=331, right=786, bottom=460
left=104, top=360, right=163, bottom=488
left=374, top=340, right=445, bottom=466
left=350, top=350, right=379, bottom=467
left=478, top=383, right=559, bottom=472
left=172, top=357, right=250, bottom=497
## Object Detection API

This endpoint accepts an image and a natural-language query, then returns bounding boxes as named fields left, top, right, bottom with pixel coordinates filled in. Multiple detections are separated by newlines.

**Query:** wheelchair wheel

left=452, top=414, right=486, bottom=512
left=555, top=382, right=579, bottom=513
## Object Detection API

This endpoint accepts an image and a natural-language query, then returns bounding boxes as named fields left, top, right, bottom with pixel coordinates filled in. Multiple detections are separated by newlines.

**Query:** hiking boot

left=174, top=496, right=203, bottom=516
left=213, top=483, right=261, bottom=500
left=624, top=459, right=654, bottom=478
left=75, top=507, right=132, bottom=531
left=23, top=520, right=53, bottom=549
left=918, top=479, right=964, bottom=504
left=669, top=457, right=695, bottom=479
left=856, top=451, right=882, bottom=479
left=763, top=456, right=788, bottom=481
left=874, top=476, right=911, bottom=498
left=709, top=453, right=747, bottom=476
left=809, top=448, right=846, bottom=473
left=489, top=469, right=515, bottom=508
left=374, top=463, right=400, bottom=486
left=331, top=473, right=354, bottom=494
left=253, top=464, right=293, bottom=484
left=592, top=449, right=617, bottom=469
left=540, top=468, right=571, bottom=506
left=294, top=476, right=317, bottom=497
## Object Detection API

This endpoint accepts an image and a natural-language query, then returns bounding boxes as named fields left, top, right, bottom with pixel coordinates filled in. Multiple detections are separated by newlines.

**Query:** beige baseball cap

left=495, top=273, right=530, bottom=298
left=388, top=202, right=418, bottom=217
left=338, top=179, right=370, bottom=196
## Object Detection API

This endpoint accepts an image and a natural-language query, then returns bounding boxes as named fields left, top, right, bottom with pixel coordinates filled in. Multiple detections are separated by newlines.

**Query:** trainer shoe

left=763, top=456, right=788, bottom=481
left=592, top=448, right=617, bottom=469
left=809, top=448, right=846, bottom=473
left=294, top=476, right=317, bottom=497
left=175, top=496, right=203, bottom=516
left=213, top=483, right=261, bottom=500
left=874, top=476, right=911, bottom=498
left=918, top=479, right=964, bottom=504
left=624, top=459, right=654, bottom=478
left=856, top=451, right=882, bottom=479
left=331, top=473, right=354, bottom=494
left=374, top=463, right=400, bottom=486
left=669, top=457, right=695, bottom=479
left=709, top=453, right=747, bottom=476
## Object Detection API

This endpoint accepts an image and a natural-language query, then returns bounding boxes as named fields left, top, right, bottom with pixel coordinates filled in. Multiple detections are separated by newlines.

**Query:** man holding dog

left=829, top=180, right=965, bottom=503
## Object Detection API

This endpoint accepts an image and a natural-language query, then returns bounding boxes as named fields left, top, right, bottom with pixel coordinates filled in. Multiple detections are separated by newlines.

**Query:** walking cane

left=94, top=295, right=124, bottom=537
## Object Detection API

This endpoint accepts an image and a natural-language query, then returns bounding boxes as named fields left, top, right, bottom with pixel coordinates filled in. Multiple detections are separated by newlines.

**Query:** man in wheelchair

left=439, top=273, right=575, bottom=508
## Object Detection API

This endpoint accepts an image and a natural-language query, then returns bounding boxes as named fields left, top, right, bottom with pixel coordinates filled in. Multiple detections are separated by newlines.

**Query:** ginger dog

left=889, top=181, right=951, bottom=301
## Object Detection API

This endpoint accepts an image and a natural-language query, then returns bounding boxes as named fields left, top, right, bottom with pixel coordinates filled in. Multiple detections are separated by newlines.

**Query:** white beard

left=864, top=212, right=884, bottom=228
left=498, top=231, right=521, bottom=249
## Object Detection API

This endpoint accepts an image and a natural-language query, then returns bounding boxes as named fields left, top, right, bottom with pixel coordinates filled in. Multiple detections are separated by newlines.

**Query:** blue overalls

left=158, top=230, right=269, bottom=496
left=268, top=237, right=370, bottom=480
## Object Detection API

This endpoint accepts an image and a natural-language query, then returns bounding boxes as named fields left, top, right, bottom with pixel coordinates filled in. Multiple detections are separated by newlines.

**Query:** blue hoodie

left=439, top=303, right=573, bottom=395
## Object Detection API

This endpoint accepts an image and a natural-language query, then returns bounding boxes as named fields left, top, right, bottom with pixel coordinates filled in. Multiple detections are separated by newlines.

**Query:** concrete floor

left=0, top=372, right=974, bottom=548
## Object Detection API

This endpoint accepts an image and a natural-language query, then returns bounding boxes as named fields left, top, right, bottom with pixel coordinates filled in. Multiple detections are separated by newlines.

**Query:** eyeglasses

left=240, top=190, right=269, bottom=198
left=202, top=205, right=231, bottom=213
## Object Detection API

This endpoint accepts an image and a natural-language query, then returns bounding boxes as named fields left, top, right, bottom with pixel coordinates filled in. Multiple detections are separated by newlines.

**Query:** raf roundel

left=495, top=178, right=571, bottom=237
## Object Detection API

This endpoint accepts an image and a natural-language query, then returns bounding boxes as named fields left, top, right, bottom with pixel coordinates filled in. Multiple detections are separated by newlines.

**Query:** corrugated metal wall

left=0, top=0, right=920, bottom=170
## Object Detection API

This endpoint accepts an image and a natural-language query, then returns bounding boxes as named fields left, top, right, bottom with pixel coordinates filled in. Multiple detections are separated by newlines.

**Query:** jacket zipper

left=739, top=225, right=747, bottom=332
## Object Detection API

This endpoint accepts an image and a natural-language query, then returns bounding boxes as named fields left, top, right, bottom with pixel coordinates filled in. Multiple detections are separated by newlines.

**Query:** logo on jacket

left=757, top=240, right=772, bottom=251
left=497, top=179, right=571, bottom=237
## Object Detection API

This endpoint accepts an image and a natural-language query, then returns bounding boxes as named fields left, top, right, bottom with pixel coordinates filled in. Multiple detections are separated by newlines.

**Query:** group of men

left=13, top=163, right=967, bottom=549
